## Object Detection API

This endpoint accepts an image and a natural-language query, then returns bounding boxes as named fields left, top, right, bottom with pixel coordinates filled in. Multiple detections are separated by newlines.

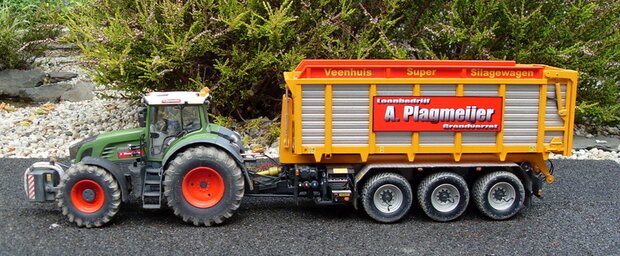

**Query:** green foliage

left=268, top=122, right=280, bottom=145
left=0, top=0, right=71, bottom=70
left=416, top=0, right=619, bottom=126
left=244, top=118, right=263, bottom=130
left=65, top=0, right=619, bottom=126
left=208, top=114, right=234, bottom=128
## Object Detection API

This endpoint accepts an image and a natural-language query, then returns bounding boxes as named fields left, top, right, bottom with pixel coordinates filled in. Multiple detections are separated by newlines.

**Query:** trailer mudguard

left=80, top=156, right=130, bottom=202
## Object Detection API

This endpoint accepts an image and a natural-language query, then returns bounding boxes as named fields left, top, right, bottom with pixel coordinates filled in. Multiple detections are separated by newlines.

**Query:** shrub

left=65, top=0, right=619, bottom=126
left=0, top=0, right=67, bottom=70
left=63, top=0, right=410, bottom=118
left=416, top=0, right=619, bottom=127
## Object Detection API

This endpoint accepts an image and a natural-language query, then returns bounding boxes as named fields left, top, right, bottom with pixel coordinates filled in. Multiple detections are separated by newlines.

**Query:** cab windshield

left=149, top=105, right=201, bottom=158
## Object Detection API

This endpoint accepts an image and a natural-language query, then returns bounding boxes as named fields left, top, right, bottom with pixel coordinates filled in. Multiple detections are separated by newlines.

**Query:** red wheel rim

left=182, top=167, right=225, bottom=208
left=70, top=180, right=105, bottom=213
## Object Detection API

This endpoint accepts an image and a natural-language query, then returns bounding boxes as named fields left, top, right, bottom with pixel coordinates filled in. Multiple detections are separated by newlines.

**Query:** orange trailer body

left=279, top=59, right=578, bottom=183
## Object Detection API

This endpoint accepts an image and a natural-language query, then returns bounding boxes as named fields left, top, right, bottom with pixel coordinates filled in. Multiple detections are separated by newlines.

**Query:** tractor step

left=142, top=167, right=162, bottom=209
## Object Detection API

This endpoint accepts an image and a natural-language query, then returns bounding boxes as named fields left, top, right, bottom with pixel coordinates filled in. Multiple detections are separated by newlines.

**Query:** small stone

left=47, top=72, right=78, bottom=83
left=65, top=131, right=73, bottom=136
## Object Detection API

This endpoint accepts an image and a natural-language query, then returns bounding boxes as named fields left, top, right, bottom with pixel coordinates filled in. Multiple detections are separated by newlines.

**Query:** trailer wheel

left=417, top=172, right=469, bottom=222
left=163, top=146, right=244, bottom=226
left=56, top=164, right=121, bottom=228
left=473, top=171, right=525, bottom=220
left=362, top=172, right=413, bottom=223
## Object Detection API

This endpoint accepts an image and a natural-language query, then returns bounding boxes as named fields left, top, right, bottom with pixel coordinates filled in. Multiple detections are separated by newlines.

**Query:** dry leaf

left=0, top=102, right=16, bottom=112
left=41, top=103, right=57, bottom=113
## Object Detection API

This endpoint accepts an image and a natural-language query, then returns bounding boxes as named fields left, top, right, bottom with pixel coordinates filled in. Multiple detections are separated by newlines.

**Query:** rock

left=18, top=81, right=94, bottom=102
left=60, top=81, right=94, bottom=102
left=48, top=71, right=78, bottom=83
left=249, top=128, right=260, bottom=138
left=0, top=68, right=45, bottom=97
left=19, top=84, right=72, bottom=102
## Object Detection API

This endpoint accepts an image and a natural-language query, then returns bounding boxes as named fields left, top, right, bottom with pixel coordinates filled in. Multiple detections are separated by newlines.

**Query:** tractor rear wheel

left=56, top=164, right=121, bottom=228
left=163, top=146, right=244, bottom=226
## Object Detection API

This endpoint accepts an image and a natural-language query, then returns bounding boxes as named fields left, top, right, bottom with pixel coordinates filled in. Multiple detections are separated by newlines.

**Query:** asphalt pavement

left=0, top=158, right=618, bottom=255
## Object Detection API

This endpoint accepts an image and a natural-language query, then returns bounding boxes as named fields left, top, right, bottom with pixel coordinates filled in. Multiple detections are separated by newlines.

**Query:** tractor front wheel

left=163, top=146, right=244, bottom=226
left=56, top=164, right=121, bottom=228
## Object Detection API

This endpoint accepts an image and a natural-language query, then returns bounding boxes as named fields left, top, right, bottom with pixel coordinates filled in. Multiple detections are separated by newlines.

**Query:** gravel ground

left=0, top=99, right=139, bottom=158
left=1, top=159, right=618, bottom=255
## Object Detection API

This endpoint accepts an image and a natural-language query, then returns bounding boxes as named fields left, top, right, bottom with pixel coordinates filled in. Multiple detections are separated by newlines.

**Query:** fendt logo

left=373, top=96, right=503, bottom=132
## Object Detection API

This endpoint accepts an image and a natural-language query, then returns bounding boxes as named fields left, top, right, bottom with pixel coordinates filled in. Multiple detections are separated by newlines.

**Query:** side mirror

left=138, top=107, right=146, bottom=127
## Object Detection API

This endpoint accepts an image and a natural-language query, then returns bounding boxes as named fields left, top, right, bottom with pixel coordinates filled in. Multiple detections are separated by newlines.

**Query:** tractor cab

left=141, top=88, right=211, bottom=159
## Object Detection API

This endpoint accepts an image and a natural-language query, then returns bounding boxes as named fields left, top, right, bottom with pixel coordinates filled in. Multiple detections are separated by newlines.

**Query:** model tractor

left=25, top=60, right=578, bottom=227
left=25, top=88, right=248, bottom=227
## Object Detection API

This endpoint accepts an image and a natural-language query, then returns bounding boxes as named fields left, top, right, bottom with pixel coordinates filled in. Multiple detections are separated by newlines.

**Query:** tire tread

left=163, top=146, right=244, bottom=226
left=56, top=164, right=121, bottom=228
left=361, top=172, right=413, bottom=223
left=473, top=171, right=525, bottom=220
left=417, top=172, right=469, bottom=222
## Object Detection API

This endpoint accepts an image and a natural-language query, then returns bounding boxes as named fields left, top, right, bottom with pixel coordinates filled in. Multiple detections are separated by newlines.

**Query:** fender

left=81, top=156, right=130, bottom=202
left=162, top=137, right=243, bottom=167
left=161, top=138, right=253, bottom=190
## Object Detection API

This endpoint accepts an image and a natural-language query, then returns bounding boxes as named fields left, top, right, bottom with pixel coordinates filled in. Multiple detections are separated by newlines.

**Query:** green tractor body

left=24, top=89, right=248, bottom=227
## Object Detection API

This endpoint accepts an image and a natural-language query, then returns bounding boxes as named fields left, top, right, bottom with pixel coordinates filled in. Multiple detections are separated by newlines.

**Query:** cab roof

left=143, top=91, right=210, bottom=105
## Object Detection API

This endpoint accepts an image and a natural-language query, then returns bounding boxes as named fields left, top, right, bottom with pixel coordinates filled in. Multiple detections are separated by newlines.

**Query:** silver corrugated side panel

left=302, top=85, right=325, bottom=146
left=545, top=131, right=564, bottom=144
left=332, top=84, right=369, bottom=146
left=504, top=84, right=539, bottom=145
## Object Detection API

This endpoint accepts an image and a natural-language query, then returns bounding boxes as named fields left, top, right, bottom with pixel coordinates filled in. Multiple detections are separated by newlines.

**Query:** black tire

left=473, top=171, right=525, bottom=220
left=56, top=164, right=121, bottom=228
left=417, top=172, right=469, bottom=222
left=163, top=146, right=244, bottom=226
left=361, top=172, right=413, bottom=223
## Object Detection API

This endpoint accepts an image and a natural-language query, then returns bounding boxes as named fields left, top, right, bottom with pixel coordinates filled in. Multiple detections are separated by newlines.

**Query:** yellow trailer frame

left=279, top=60, right=578, bottom=183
